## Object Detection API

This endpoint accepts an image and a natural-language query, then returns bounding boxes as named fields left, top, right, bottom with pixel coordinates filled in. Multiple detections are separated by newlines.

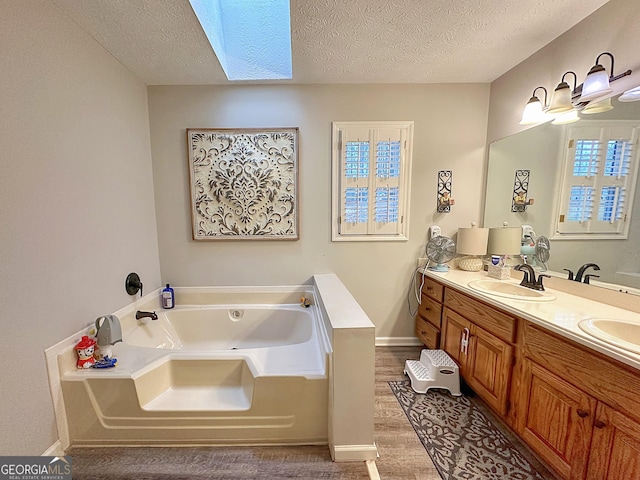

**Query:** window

left=332, top=121, right=413, bottom=241
left=554, top=121, right=639, bottom=239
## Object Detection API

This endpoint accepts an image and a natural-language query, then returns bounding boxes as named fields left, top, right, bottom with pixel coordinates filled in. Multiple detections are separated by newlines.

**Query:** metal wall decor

left=187, top=128, right=299, bottom=240
left=437, top=170, right=455, bottom=213
left=511, top=169, right=534, bottom=212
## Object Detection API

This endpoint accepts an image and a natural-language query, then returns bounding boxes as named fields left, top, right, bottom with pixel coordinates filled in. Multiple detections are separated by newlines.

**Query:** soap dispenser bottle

left=161, top=284, right=175, bottom=309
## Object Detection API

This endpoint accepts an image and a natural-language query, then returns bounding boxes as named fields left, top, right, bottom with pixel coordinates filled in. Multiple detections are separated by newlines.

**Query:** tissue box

left=487, top=264, right=511, bottom=280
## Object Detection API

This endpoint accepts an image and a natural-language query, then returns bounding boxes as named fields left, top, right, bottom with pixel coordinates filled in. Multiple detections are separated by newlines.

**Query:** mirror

left=485, top=94, right=640, bottom=290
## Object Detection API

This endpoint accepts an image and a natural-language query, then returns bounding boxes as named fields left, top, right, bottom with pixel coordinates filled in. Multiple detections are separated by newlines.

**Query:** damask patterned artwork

left=187, top=128, right=299, bottom=240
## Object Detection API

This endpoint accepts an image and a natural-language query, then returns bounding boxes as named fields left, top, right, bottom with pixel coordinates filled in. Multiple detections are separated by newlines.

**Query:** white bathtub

left=127, top=305, right=314, bottom=350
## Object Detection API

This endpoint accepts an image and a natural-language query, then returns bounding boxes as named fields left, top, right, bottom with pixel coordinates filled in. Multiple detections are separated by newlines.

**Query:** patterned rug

left=389, top=380, right=552, bottom=480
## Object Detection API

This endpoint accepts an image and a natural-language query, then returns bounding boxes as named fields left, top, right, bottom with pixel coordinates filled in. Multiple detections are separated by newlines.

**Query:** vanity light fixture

left=552, top=109, right=580, bottom=125
left=520, top=86, right=549, bottom=125
left=579, top=52, right=632, bottom=103
left=582, top=96, right=613, bottom=114
left=548, top=72, right=578, bottom=114
left=619, top=85, right=640, bottom=102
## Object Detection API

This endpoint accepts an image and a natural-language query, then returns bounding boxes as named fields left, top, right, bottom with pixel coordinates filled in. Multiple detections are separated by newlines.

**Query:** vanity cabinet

left=414, top=276, right=444, bottom=349
left=441, top=289, right=515, bottom=416
left=519, top=323, right=640, bottom=480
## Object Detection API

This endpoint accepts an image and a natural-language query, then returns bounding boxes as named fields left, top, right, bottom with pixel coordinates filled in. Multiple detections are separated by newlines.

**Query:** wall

left=0, top=0, right=161, bottom=454
left=148, top=84, right=490, bottom=340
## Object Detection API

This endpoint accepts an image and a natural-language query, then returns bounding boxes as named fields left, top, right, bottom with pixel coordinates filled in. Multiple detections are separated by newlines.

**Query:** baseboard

left=330, top=443, right=378, bottom=462
left=42, top=440, right=64, bottom=456
left=375, top=337, right=422, bottom=347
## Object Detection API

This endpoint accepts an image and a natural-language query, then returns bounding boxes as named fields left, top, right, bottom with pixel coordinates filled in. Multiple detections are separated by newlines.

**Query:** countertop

left=420, top=267, right=640, bottom=371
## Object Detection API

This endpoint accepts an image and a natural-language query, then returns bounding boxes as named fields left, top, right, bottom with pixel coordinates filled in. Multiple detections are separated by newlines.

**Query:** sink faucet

left=515, top=264, right=537, bottom=288
left=575, top=263, right=600, bottom=283
left=136, top=310, right=158, bottom=321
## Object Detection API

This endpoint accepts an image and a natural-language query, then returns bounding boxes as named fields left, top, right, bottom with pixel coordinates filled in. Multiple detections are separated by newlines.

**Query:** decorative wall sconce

left=511, top=170, right=534, bottom=212
left=551, top=109, right=580, bottom=125
left=436, top=170, right=454, bottom=213
left=547, top=71, right=577, bottom=114
left=579, top=52, right=632, bottom=103
left=519, top=86, right=549, bottom=125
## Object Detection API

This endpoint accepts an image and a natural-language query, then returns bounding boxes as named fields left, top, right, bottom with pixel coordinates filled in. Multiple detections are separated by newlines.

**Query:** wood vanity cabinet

left=440, top=288, right=515, bottom=417
left=518, top=323, right=640, bottom=480
left=423, top=276, right=640, bottom=480
left=414, top=276, right=444, bottom=349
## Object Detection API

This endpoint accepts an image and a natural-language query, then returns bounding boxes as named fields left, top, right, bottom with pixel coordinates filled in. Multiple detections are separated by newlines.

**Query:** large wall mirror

left=485, top=94, right=640, bottom=290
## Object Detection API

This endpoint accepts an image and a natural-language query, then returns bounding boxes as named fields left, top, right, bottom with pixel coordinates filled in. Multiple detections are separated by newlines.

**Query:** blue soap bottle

left=161, top=284, right=175, bottom=309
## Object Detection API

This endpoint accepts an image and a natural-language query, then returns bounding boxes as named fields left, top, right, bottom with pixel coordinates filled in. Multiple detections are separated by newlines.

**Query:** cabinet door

left=441, top=308, right=470, bottom=371
left=466, top=325, right=513, bottom=416
left=586, top=403, right=640, bottom=480
left=518, top=360, right=596, bottom=480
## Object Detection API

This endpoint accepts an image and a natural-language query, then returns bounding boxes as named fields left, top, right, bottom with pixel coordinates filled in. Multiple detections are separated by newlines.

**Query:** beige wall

left=0, top=0, right=161, bottom=454
left=148, top=84, right=490, bottom=340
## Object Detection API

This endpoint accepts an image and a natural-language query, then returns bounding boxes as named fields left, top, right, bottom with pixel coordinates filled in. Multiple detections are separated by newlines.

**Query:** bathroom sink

left=578, top=318, right=640, bottom=355
left=467, top=280, right=556, bottom=302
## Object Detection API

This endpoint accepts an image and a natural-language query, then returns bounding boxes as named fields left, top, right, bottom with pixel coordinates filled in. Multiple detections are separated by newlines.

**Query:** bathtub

left=52, top=276, right=377, bottom=461
left=60, top=292, right=330, bottom=446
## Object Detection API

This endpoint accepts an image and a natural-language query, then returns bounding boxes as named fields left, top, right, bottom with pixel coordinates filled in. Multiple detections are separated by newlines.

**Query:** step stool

left=404, top=349, right=461, bottom=396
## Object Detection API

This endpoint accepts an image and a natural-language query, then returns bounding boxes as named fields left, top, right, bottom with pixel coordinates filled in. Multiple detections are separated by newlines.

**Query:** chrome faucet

left=574, top=263, right=600, bottom=283
left=135, top=310, right=158, bottom=321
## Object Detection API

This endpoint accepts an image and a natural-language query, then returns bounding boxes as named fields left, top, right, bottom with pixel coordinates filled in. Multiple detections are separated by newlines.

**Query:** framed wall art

left=187, top=128, right=299, bottom=240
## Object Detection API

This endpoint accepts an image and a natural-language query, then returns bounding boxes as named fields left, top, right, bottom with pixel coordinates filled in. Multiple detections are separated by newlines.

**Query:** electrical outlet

left=417, top=257, right=428, bottom=268
left=428, top=225, right=441, bottom=239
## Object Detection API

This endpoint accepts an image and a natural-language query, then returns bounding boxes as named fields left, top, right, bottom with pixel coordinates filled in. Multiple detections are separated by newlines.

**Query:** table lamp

left=456, top=223, right=489, bottom=271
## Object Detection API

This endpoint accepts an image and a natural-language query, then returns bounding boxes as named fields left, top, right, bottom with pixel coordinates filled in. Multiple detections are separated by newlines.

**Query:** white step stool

left=404, top=349, right=461, bottom=396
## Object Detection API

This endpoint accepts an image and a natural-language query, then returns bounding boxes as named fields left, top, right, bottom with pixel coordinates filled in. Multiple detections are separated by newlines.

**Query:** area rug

left=389, top=380, right=551, bottom=480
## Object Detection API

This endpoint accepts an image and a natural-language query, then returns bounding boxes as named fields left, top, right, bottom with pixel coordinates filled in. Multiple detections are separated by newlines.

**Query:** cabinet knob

left=576, top=409, right=589, bottom=418
left=594, top=420, right=607, bottom=429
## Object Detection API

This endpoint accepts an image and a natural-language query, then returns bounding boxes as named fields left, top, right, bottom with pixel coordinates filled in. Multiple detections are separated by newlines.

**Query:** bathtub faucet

left=135, top=310, right=158, bottom=321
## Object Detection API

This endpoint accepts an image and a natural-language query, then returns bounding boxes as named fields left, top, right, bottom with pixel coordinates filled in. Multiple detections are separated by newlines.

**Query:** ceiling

left=52, top=0, right=610, bottom=85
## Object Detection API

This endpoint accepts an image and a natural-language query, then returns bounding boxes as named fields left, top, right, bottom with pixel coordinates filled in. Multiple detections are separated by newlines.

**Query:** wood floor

left=373, top=346, right=442, bottom=480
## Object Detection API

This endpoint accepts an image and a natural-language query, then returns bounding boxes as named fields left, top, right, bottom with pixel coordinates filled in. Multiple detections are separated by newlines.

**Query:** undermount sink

left=467, top=280, right=556, bottom=302
left=578, top=318, right=640, bottom=355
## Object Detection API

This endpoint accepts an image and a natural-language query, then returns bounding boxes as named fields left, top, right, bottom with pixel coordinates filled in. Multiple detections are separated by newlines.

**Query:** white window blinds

left=556, top=121, right=639, bottom=237
left=332, top=122, right=413, bottom=241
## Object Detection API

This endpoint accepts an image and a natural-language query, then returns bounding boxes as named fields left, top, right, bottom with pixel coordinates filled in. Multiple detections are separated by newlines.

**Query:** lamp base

left=458, top=256, right=484, bottom=272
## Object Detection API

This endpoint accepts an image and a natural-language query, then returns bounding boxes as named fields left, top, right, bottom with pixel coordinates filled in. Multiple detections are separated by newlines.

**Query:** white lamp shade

left=487, top=227, right=521, bottom=256
left=547, top=84, right=573, bottom=114
left=457, top=226, right=489, bottom=255
left=580, top=67, right=613, bottom=102
left=619, top=86, right=640, bottom=102
left=520, top=98, right=544, bottom=125
left=552, top=109, right=580, bottom=125
left=582, top=97, right=613, bottom=114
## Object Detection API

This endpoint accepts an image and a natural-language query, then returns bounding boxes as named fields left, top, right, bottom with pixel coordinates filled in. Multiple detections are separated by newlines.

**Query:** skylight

left=189, top=0, right=292, bottom=81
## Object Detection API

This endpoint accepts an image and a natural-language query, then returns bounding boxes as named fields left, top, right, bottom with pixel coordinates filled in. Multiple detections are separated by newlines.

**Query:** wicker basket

left=487, top=264, right=511, bottom=280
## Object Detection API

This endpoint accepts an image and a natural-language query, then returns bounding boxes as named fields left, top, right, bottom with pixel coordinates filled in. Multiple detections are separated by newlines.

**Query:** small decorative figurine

left=300, top=296, right=311, bottom=308
left=75, top=335, right=97, bottom=369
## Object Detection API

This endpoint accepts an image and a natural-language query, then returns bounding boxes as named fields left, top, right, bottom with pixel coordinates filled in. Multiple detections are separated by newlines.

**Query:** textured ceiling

left=52, top=0, right=610, bottom=85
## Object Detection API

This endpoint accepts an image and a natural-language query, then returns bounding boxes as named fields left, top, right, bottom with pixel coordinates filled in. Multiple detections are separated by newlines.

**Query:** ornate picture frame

left=187, top=128, right=299, bottom=240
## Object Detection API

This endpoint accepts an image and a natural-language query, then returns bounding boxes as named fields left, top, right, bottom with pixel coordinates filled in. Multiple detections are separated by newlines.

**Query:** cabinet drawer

left=524, top=323, right=640, bottom=423
left=418, top=294, right=442, bottom=328
left=444, top=288, right=516, bottom=343
left=422, top=277, right=444, bottom=302
left=415, top=316, right=440, bottom=350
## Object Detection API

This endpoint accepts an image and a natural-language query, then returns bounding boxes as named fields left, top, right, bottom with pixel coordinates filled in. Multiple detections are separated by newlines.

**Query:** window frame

left=551, top=120, right=640, bottom=241
left=331, top=121, right=414, bottom=242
